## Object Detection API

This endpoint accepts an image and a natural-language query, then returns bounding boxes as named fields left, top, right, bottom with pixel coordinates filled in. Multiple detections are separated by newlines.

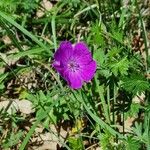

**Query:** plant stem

left=135, top=0, right=149, bottom=73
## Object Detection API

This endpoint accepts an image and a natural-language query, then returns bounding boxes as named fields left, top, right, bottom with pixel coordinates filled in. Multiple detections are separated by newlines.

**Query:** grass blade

left=0, top=11, right=52, bottom=56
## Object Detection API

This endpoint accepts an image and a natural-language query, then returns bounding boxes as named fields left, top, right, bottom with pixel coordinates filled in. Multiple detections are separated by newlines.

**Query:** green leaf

left=125, top=136, right=141, bottom=150
left=132, top=122, right=149, bottom=144
left=90, top=21, right=106, bottom=47
left=122, top=74, right=150, bottom=95
left=125, top=103, right=141, bottom=119
left=68, top=137, right=83, bottom=150
left=0, top=0, right=18, bottom=12
left=8, top=47, right=46, bottom=60
left=0, top=73, right=8, bottom=83
left=107, top=46, right=122, bottom=59
left=111, top=30, right=123, bottom=43
left=99, top=131, right=113, bottom=149
left=2, top=130, right=23, bottom=148
left=110, top=22, right=123, bottom=43
left=110, top=57, right=129, bottom=76
left=94, top=48, right=106, bottom=65
left=0, top=83, right=5, bottom=90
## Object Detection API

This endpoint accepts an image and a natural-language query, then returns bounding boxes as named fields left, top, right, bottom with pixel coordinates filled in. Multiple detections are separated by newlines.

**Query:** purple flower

left=52, top=41, right=97, bottom=89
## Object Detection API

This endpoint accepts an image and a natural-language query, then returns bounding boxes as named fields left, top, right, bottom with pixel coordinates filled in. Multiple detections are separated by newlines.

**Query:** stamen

left=67, top=60, right=80, bottom=72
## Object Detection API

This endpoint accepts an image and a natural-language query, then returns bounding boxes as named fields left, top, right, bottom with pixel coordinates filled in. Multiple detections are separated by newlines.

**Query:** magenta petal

left=54, top=41, right=73, bottom=61
left=52, top=60, right=64, bottom=74
left=76, top=54, right=92, bottom=66
left=64, top=71, right=82, bottom=89
left=73, top=42, right=91, bottom=57
left=81, top=60, right=97, bottom=82
left=73, top=42, right=92, bottom=65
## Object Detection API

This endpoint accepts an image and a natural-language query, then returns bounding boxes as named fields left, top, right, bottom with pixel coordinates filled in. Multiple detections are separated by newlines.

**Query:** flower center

left=67, top=60, right=80, bottom=72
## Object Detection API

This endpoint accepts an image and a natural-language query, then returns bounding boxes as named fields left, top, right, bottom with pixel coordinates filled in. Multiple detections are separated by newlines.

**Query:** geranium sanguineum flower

left=52, top=41, right=97, bottom=89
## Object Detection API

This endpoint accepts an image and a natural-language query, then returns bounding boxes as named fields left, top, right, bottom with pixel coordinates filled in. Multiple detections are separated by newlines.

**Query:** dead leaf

left=18, top=99, right=35, bottom=114
left=36, top=0, right=53, bottom=18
